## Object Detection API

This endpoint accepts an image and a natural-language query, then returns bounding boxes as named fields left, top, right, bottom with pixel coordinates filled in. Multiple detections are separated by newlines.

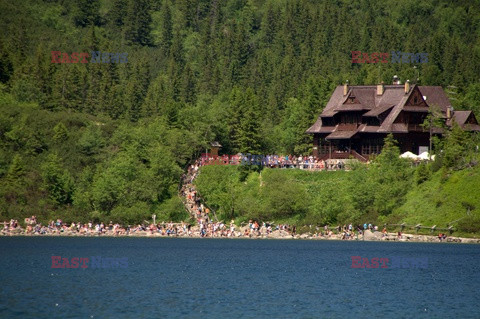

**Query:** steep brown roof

left=334, top=103, right=367, bottom=111
left=307, top=84, right=454, bottom=134
left=449, top=111, right=480, bottom=131
left=363, top=104, right=394, bottom=117
left=325, top=131, right=356, bottom=140
left=466, top=124, right=480, bottom=131
left=417, top=86, right=451, bottom=112
left=378, top=88, right=411, bottom=132
left=352, top=87, right=375, bottom=108
left=390, top=123, right=409, bottom=133
left=306, top=116, right=323, bottom=133
left=375, top=86, right=407, bottom=109
left=357, top=124, right=380, bottom=132
left=319, top=86, right=349, bottom=118
left=450, top=110, right=471, bottom=126
left=403, top=106, right=430, bottom=112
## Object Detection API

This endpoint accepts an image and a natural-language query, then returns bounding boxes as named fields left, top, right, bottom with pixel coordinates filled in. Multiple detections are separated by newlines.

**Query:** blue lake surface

left=0, top=237, right=479, bottom=318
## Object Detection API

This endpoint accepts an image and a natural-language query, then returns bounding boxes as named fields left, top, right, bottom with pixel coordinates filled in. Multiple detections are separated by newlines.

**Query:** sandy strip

left=1, top=228, right=479, bottom=244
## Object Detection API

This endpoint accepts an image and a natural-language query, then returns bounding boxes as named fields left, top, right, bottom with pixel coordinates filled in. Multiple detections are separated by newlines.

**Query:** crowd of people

left=2, top=217, right=162, bottom=236
left=0, top=162, right=450, bottom=242
left=2, top=217, right=199, bottom=237
left=1, top=216, right=297, bottom=238
left=0, top=215, right=450, bottom=243
left=0, top=161, right=397, bottom=241
left=2, top=162, right=302, bottom=238
left=180, top=163, right=269, bottom=237
left=199, top=153, right=348, bottom=171
left=180, top=163, right=211, bottom=226
left=308, top=223, right=377, bottom=240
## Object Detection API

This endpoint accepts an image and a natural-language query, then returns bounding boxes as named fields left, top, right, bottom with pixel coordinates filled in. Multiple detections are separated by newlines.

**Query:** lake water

left=1, top=237, right=479, bottom=318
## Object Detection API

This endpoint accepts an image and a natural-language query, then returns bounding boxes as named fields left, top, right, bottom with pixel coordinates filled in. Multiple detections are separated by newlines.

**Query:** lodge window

left=341, top=113, right=357, bottom=124
left=323, top=118, right=334, bottom=126
left=409, top=113, right=426, bottom=125
left=318, top=139, right=329, bottom=154
left=365, top=117, right=380, bottom=126
left=361, top=138, right=383, bottom=155
left=319, top=144, right=329, bottom=154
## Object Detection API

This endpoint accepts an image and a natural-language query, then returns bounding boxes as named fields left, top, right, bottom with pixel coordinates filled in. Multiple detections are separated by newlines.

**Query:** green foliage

left=261, top=169, right=309, bottom=218
left=196, top=165, right=349, bottom=225
left=2, top=0, right=478, bottom=156
left=278, top=98, right=312, bottom=155
left=370, top=134, right=414, bottom=216
left=41, top=153, right=74, bottom=206
left=73, top=0, right=100, bottom=27
left=110, top=202, right=150, bottom=225
left=228, top=87, right=264, bottom=154
left=194, top=165, right=242, bottom=220
left=347, top=164, right=375, bottom=218
left=457, top=215, right=480, bottom=234
left=155, top=196, right=190, bottom=222
left=86, top=128, right=182, bottom=213
left=0, top=100, right=188, bottom=223
left=440, top=122, right=476, bottom=170
left=53, top=122, right=69, bottom=142
left=6, top=154, right=25, bottom=182
left=415, top=162, right=431, bottom=185
left=390, top=165, right=480, bottom=234
left=0, top=0, right=480, bottom=231
left=78, top=124, right=105, bottom=156
left=195, top=136, right=420, bottom=227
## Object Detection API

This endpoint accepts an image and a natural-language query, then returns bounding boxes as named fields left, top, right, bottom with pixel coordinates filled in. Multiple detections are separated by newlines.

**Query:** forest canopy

left=0, top=0, right=479, bottom=224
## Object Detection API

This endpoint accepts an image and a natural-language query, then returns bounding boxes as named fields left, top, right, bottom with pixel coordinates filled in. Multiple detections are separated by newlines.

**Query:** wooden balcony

left=337, top=123, right=358, bottom=131
left=407, top=124, right=427, bottom=132
left=317, top=150, right=368, bottom=162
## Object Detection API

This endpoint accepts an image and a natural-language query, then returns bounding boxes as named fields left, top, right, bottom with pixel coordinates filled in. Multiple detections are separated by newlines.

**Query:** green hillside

left=195, top=163, right=480, bottom=236
left=0, top=0, right=479, bottom=227
left=390, top=166, right=480, bottom=234
left=195, top=135, right=480, bottom=235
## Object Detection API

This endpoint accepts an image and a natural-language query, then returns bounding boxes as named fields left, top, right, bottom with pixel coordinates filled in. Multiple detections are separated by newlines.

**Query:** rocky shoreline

left=2, top=227, right=479, bottom=244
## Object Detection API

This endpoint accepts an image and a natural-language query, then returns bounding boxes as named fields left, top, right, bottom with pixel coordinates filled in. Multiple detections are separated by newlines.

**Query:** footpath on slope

left=176, top=161, right=480, bottom=243
left=2, top=161, right=478, bottom=243
left=179, top=162, right=217, bottom=226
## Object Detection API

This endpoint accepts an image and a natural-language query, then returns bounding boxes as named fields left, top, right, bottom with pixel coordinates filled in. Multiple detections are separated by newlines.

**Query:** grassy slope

left=389, top=166, right=480, bottom=232
left=194, top=165, right=350, bottom=224
left=195, top=165, right=480, bottom=235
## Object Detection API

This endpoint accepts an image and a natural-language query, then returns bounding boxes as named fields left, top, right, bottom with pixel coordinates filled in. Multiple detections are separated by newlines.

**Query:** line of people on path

left=199, top=153, right=348, bottom=171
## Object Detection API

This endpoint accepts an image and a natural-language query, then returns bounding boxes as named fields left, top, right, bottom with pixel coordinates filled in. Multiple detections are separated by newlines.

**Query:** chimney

left=404, top=80, right=410, bottom=94
left=393, top=75, right=400, bottom=85
left=343, top=80, right=349, bottom=96
left=447, top=107, right=452, bottom=119
left=377, top=82, right=384, bottom=96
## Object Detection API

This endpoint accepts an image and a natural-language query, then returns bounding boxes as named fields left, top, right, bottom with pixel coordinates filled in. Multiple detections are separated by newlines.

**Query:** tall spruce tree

left=123, top=0, right=153, bottom=46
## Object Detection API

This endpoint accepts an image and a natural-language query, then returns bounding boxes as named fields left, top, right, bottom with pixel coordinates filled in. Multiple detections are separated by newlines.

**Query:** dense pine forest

left=1, top=0, right=479, bottom=229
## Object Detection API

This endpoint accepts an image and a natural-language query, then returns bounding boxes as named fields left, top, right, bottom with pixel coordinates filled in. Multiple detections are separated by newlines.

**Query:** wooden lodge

left=306, top=80, right=480, bottom=162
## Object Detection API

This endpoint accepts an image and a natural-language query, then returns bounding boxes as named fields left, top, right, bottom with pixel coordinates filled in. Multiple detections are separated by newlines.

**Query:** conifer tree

left=229, top=87, right=263, bottom=154
left=73, top=0, right=101, bottom=27
left=123, top=0, right=152, bottom=46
